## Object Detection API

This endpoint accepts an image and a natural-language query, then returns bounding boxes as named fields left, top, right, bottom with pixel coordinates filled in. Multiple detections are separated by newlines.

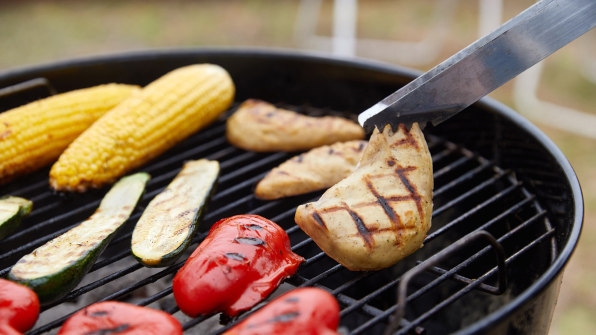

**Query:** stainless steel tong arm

left=358, top=0, right=596, bottom=133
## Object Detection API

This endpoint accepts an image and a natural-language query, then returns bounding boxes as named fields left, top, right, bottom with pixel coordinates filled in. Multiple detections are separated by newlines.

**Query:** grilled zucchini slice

left=131, top=159, right=219, bottom=267
left=8, top=172, right=150, bottom=304
left=0, top=196, right=33, bottom=240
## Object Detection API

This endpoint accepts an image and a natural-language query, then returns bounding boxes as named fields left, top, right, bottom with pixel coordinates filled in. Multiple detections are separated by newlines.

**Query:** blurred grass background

left=0, top=0, right=594, bottom=333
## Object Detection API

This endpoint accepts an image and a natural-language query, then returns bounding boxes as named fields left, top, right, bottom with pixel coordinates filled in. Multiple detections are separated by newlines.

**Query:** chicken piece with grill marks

left=226, top=99, right=365, bottom=152
left=294, top=123, right=433, bottom=271
left=254, top=140, right=368, bottom=200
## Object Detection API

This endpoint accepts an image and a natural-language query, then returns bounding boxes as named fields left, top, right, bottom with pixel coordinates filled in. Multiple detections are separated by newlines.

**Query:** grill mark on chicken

left=352, top=158, right=425, bottom=247
left=310, top=204, right=372, bottom=248
left=309, top=161, right=423, bottom=250
left=360, top=163, right=424, bottom=246
left=295, top=123, right=431, bottom=271
left=366, top=178, right=400, bottom=227
left=395, top=165, right=425, bottom=222
left=310, top=201, right=377, bottom=249
left=391, top=124, right=420, bottom=150
left=311, top=211, right=326, bottom=229
left=348, top=205, right=374, bottom=248
left=388, top=126, right=425, bottom=223
left=256, top=102, right=346, bottom=135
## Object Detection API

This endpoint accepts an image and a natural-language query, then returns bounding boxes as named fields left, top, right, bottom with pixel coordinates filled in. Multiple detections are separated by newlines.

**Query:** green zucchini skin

left=131, top=159, right=219, bottom=267
left=0, top=196, right=33, bottom=240
left=8, top=172, right=150, bottom=304
left=9, top=240, right=106, bottom=304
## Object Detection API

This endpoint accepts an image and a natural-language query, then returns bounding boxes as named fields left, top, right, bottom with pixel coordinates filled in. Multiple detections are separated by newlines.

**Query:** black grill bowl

left=0, top=48, right=583, bottom=335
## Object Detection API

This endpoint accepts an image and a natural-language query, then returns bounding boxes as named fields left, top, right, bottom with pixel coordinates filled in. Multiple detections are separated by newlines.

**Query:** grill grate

left=0, top=78, right=556, bottom=335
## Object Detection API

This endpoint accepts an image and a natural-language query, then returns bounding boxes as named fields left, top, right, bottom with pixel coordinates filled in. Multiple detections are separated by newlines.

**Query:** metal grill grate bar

left=0, top=89, right=558, bottom=334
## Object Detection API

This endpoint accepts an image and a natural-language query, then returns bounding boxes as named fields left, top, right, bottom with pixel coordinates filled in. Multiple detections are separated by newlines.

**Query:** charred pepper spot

left=268, top=311, right=300, bottom=323
left=243, top=223, right=263, bottom=231
left=284, top=296, right=300, bottom=303
left=84, top=324, right=131, bottom=335
left=86, top=309, right=109, bottom=317
left=225, top=252, right=247, bottom=261
left=235, top=237, right=266, bottom=246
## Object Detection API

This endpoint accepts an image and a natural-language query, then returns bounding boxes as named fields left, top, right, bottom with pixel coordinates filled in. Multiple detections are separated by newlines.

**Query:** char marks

left=391, top=124, right=420, bottom=151
left=294, top=122, right=433, bottom=271
left=311, top=211, right=326, bottom=229
left=349, top=207, right=374, bottom=248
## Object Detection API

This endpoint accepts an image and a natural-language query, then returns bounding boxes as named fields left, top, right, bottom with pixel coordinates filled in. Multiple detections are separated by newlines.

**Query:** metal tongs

left=358, top=0, right=596, bottom=133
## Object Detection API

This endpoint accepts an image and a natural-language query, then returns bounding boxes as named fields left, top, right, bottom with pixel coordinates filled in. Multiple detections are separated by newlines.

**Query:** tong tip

left=359, top=102, right=428, bottom=135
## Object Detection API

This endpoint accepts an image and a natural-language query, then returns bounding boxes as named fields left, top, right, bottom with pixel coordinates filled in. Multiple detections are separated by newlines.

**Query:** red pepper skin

left=172, top=214, right=304, bottom=317
left=223, top=287, right=341, bottom=335
left=0, top=278, right=40, bottom=334
left=0, top=323, right=25, bottom=335
left=57, top=301, right=182, bottom=335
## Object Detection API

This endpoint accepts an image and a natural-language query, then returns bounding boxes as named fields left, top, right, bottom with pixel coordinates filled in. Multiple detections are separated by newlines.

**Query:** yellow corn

left=49, top=64, right=235, bottom=192
left=0, top=84, right=140, bottom=185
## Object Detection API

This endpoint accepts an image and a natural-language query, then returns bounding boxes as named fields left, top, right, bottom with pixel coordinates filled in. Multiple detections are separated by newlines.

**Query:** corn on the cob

left=49, top=64, right=235, bottom=192
left=0, top=84, right=140, bottom=185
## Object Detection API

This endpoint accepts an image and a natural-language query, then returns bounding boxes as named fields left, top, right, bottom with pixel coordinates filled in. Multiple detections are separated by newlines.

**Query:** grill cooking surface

left=0, top=93, right=555, bottom=334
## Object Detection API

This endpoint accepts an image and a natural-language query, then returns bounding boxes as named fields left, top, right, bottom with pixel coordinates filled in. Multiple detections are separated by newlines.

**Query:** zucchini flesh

left=0, top=196, right=33, bottom=240
left=131, top=159, right=219, bottom=267
left=8, top=172, right=150, bottom=304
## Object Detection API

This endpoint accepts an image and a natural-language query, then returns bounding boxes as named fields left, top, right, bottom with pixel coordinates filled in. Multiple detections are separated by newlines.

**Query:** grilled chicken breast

left=226, top=99, right=365, bottom=152
left=255, top=140, right=368, bottom=200
left=294, top=123, right=433, bottom=271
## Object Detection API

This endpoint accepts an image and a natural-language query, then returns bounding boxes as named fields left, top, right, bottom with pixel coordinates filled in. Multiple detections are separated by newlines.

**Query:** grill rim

left=449, top=97, right=584, bottom=335
left=0, top=47, right=584, bottom=334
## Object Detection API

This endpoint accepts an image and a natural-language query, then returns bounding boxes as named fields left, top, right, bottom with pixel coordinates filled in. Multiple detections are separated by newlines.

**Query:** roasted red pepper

left=0, top=278, right=40, bottom=335
left=57, top=301, right=182, bottom=335
left=172, top=214, right=304, bottom=317
left=223, top=287, right=341, bottom=335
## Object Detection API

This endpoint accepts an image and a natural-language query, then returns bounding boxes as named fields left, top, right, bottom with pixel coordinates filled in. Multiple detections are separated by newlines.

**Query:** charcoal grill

left=0, top=48, right=583, bottom=334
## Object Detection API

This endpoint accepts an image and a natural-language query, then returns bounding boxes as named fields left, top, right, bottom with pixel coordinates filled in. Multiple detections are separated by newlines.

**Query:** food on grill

left=0, top=278, right=40, bottom=335
left=255, top=140, right=368, bottom=200
left=223, top=287, right=340, bottom=335
left=295, top=123, right=433, bottom=271
left=0, top=84, right=140, bottom=186
left=8, top=173, right=149, bottom=304
left=172, top=214, right=304, bottom=317
left=0, top=196, right=33, bottom=241
left=57, top=301, right=183, bottom=335
left=226, top=99, right=365, bottom=152
left=131, top=159, right=219, bottom=267
left=49, top=64, right=235, bottom=192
